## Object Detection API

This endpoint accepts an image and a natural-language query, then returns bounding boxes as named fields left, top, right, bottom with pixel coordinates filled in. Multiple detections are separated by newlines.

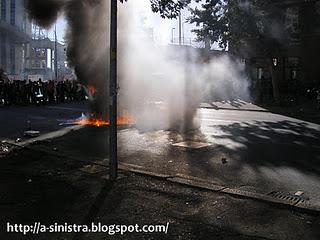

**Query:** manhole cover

left=268, top=191, right=309, bottom=204
left=80, top=164, right=106, bottom=174
left=172, top=141, right=212, bottom=150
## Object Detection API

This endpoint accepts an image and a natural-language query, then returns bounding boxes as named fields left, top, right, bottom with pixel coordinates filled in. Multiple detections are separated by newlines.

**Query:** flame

left=74, top=112, right=135, bottom=127
left=88, top=85, right=97, bottom=95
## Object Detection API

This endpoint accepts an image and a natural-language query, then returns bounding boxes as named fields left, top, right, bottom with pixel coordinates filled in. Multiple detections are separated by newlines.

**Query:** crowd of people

left=0, top=78, right=87, bottom=106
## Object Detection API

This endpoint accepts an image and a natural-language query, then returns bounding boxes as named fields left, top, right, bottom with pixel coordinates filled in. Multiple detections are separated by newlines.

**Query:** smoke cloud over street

left=26, top=0, right=251, bottom=132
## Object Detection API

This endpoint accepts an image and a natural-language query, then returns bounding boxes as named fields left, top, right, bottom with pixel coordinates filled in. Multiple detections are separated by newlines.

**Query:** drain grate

left=268, top=191, right=309, bottom=204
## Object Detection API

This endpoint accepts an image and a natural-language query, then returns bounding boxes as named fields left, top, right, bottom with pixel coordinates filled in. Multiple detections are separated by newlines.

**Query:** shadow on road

left=210, top=120, right=320, bottom=175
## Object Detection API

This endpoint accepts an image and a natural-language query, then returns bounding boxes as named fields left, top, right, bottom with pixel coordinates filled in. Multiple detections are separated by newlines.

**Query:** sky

left=47, top=16, right=67, bottom=43
left=44, top=1, right=226, bottom=50
left=47, top=0, right=201, bottom=46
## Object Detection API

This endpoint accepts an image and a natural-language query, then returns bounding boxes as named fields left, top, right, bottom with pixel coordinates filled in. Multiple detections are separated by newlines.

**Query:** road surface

left=0, top=102, right=89, bottom=140
left=2, top=102, right=320, bottom=206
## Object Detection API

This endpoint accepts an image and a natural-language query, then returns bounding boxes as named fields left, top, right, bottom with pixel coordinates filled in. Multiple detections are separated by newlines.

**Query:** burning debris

left=87, top=85, right=97, bottom=96
left=73, top=112, right=136, bottom=127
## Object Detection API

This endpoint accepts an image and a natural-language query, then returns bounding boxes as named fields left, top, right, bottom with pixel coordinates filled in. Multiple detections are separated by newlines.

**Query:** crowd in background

left=0, top=78, right=87, bottom=106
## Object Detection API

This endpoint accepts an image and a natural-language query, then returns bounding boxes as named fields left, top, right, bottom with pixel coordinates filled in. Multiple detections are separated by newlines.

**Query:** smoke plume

left=26, top=0, right=110, bottom=116
left=26, top=0, right=251, bottom=132
left=25, top=0, right=65, bottom=27
left=118, top=0, right=250, bottom=132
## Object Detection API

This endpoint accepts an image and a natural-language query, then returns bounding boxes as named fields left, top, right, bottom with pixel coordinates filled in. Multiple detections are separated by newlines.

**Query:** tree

left=187, top=0, right=282, bottom=102
left=121, top=0, right=191, bottom=18
left=187, top=0, right=267, bottom=50
left=187, top=0, right=227, bottom=50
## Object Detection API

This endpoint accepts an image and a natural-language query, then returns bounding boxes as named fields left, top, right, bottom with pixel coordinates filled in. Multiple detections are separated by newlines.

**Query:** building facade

left=0, top=0, right=32, bottom=79
left=234, top=0, right=320, bottom=102
left=25, top=36, right=72, bottom=81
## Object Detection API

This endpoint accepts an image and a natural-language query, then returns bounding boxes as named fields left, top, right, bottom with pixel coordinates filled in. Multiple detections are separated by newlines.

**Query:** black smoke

left=26, top=0, right=110, bottom=116
left=25, top=0, right=66, bottom=27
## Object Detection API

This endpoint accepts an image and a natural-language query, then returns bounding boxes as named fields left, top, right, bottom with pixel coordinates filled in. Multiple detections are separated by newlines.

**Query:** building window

left=32, top=48, right=47, bottom=58
left=10, top=0, right=15, bottom=25
left=240, top=58, right=246, bottom=66
left=285, top=7, right=300, bottom=44
left=238, top=0, right=250, bottom=9
left=291, top=69, right=297, bottom=80
left=1, top=0, right=6, bottom=21
left=257, top=68, right=263, bottom=80
left=272, top=58, right=278, bottom=67
left=316, top=2, right=320, bottom=32
left=40, top=60, right=46, bottom=69
left=286, top=57, right=300, bottom=67
left=46, top=49, right=52, bottom=69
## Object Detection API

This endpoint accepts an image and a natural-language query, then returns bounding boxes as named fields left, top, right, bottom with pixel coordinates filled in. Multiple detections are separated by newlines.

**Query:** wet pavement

left=26, top=106, right=320, bottom=207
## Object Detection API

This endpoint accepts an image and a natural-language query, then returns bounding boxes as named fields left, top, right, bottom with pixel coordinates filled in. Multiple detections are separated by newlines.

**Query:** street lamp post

left=179, top=11, right=182, bottom=45
left=171, top=28, right=175, bottom=43
left=109, top=0, right=118, bottom=181
left=54, top=24, right=58, bottom=80
left=182, top=22, right=185, bottom=45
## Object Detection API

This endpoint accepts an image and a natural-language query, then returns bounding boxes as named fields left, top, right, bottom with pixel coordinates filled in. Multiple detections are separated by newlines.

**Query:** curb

left=217, top=107, right=270, bottom=112
left=200, top=106, right=270, bottom=113
left=119, top=163, right=320, bottom=214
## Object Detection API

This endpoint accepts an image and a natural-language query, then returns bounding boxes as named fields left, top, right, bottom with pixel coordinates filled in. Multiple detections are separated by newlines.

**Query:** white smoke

left=118, top=0, right=251, bottom=132
left=199, top=56, right=251, bottom=101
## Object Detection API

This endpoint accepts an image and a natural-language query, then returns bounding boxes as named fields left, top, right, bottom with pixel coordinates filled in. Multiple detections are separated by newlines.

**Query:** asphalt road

left=198, top=108, right=320, bottom=203
left=2, top=102, right=320, bottom=206
left=115, top=108, right=320, bottom=205
left=0, top=102, right=89, bottom=140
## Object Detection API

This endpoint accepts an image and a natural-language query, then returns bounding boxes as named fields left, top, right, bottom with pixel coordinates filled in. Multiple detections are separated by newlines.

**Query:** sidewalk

left=201, top=99, right=320, bottom=124
left=0, top=148, right=319, bottom=240
left=200, top=100, right=269, bottom=112
left=265, top=100, right=320, bottom=125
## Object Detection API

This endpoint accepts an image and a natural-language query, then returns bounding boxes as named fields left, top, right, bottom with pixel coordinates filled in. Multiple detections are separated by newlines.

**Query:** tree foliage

left=187, top=0, right=227, bottom=49
left=120, top=0, right=277, bottom=53
left=120, top=0, right=191, bottom=18
left=187, top=0, right=272, bottom=51
left=149, top=0, right=190, bottom=18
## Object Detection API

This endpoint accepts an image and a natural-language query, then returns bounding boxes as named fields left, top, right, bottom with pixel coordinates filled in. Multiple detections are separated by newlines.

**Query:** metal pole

left=171, top=28, right=175, bottom=43
left=182, top=22, right=184, bottom=45
left=54, top=24, right=58, bottom=80
left=179, top=11, right=182, bottom=45
left=109, top=0, right=118, bottom=181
